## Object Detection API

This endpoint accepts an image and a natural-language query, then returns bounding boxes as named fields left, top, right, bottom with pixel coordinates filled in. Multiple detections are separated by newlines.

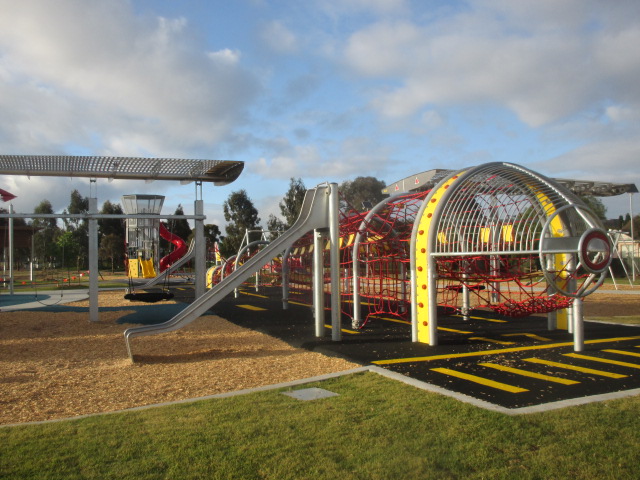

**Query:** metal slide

left=139, top=239, right=196, bottom=289
left=124, top=184, right=332, bottom=359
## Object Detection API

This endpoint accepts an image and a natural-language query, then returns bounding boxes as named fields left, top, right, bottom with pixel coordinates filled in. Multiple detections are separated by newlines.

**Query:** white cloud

left=260, top=21, right=299, bottom=54
left=342, top=1, right=640, bottom=127
left=317, top=0, right=409, bottom=17
left=0, top=0, right=259, bottom=156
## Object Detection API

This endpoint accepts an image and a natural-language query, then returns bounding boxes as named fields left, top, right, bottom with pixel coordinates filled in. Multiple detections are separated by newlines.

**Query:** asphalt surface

left=3, top=284, right=639, bottom=410
left=207, top=286, right=640, bottom=410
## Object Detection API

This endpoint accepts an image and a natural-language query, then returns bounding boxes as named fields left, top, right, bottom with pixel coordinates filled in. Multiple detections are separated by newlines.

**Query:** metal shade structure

left=385, top=168, right=638, bottom=197
left=0, top=155, right=244, bottom=185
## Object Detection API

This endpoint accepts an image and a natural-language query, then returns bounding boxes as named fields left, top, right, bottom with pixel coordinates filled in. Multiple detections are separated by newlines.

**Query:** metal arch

left=411, top=161, right=612, bottom=346
left=351, top=193, right=407, bottom=329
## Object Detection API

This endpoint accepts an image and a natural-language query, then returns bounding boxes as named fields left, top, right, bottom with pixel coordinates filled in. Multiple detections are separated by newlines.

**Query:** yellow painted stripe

left=372, top=335, right=640, bottom=365
left=431, top=367, right=528, bottom=393
left=239, top=291, right=269, bottom=299
left=603, top=349, right=640, bottom=359
left=502, top=333, right=552, bottom=342
left=237, top=304, right=267, bottom=311
left=461, top=315, right=508, bottom=323
left=564, top=353, right=640, bottom=370
left=469, top=337, right=516, bottom=345
left=370, top=316, right=411, bottom=325
left=523, top=358, right=627, bottom=379
left=469, top=317, right=508, bottom=323
left=479, top=363, right=579, bottom=385
left=438, top=327, right=473, bottom=334
left=287, top=300, right=310, bottom=307
left=324, top=324, right=360, bottom=335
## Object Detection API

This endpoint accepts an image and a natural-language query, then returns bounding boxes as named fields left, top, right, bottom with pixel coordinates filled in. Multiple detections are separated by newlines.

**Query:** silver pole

left=313, top=229, right=324, bottom=337
left=194, top=199, right=205, bottom=299
left=8, top=203, right=14, bottom=294
left=329, top=183, right=341, bottom=341
left=630, top=193, right=636, bottom=283
left=573, top=297, right=584, bottom=352
left=88, top=197, right=99, bottom=322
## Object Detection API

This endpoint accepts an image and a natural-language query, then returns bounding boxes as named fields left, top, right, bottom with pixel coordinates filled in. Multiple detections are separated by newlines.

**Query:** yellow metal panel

left=414, top=172, right=465, bottom=344
left=501, top=224, right=514, bottom=243
left=128, top=259, right=140, bottom=278
left=480, top=227, right=491, bottom=243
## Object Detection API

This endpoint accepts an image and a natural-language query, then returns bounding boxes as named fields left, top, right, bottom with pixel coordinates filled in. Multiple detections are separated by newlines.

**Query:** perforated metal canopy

left=385, top=168, right=638, bottom=197
left=0, top=155, right=244, bottom=185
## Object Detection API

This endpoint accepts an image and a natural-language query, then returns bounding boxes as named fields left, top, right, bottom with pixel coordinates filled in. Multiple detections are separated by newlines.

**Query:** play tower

left=122, top=194, right=165, bottom=279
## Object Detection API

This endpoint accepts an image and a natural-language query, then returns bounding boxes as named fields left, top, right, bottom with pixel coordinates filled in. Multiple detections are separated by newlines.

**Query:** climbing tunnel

left=208, top=162, right=612, bottom=350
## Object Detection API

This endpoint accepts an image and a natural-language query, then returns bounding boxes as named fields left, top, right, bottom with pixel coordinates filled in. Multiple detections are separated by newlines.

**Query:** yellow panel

left=437, top=231, right=448, bottom=244
left=480, top=227, right=491, bottom=243
left=414, top=172, right=465, bottom=344
left=128, top=259, right=140, bottom=278
left=501, top=225, right=514, bottom=242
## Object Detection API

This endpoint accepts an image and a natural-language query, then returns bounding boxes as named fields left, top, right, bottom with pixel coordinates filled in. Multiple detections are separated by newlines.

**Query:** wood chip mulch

left=0, top=292, right=359, bottom=426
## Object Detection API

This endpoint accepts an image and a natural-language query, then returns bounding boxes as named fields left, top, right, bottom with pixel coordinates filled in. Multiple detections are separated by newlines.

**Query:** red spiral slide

left=159, top=222, right=188, bottom=272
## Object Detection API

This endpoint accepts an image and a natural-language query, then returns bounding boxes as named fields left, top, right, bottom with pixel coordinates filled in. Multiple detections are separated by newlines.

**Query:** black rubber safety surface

left=206, top=287, right=640, bottom=410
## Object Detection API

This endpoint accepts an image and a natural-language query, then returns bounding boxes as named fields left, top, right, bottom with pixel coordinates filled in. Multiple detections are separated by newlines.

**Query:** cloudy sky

left=1, top=0, right=639, bottom=229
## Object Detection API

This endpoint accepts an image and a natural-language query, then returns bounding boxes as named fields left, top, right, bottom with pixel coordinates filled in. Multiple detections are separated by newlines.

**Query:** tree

left=31, top=200, right=60, bottom=269
left=56, top=231, right=78, bottom=269
left=579, top=195, right=606, bottom=221
left=60, top=190, right=90, bottom=270
left=279, top=177, right=306, bottom=228
left=167, top=204, right=192, bottom=242
left=266, top=214, right=285, bottom=241
left=204, top=224, right=222, bottom=245
left=221, top=189, right=260, bottom=257
left=339, top=176, right=387, bottom=211
left=99, top=233, right=124, bottom=273
left=98, top=200, right=124, bottom=239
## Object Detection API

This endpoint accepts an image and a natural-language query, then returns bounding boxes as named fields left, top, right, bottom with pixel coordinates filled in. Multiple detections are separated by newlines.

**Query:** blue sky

left=1, top=0, right=639, bottom=230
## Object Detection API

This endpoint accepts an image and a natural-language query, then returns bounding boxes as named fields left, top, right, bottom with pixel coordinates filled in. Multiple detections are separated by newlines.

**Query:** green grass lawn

left=1, top=372, right=639, bottom=480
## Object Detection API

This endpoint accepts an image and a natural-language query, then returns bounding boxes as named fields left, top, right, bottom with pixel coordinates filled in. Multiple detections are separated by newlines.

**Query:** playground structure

left=122, top=194, right=190, bottom=280
left=0, top=155, right=636, bottom=361
left=125, top=162, right=624, bottom=358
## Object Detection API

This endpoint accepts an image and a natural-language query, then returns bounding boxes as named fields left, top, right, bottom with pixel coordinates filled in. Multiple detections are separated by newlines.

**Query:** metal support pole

left=8, top=203, right=14, bottom=295
left=313, top=229, right=325, bottom=337
left=282, top=247, right=290, bottom=310
left=427, top=255, right=438, bottom=346
left=194, top=199, right=205, bottom=299
left=462, top=283, right=470, bottom=321
left=88, top=197, right=99, bottom=322
left=547, top=309, right=557, bottom=331
left=329, top=183, right=341, bottom=341
left=573, top=297, right=584, bottom=352
left=630, top=193, right=636, bottom=283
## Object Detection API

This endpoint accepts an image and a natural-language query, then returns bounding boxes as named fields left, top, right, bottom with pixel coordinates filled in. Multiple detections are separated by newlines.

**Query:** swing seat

left=124, top=291, right=175, bottom=303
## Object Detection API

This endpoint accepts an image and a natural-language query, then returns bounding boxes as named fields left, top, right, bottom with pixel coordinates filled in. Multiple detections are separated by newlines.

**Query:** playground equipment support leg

left=8, top=204, right=14, bottom=294
left=194, top=199, right=205, bottom=299
left=329, top=183, right=341, bottom=341
left=573, top=297, right=584, bottom=352
left=89, top=197, right=99, bottom=322
left=314, top=229, right=325, bottom=337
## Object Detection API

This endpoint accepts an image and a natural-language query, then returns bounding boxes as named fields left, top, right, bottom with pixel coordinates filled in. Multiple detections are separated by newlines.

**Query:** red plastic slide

left=159, top=222, right=188, bottom=272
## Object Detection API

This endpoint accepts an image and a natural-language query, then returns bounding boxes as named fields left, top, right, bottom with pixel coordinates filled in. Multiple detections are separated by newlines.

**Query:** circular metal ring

left=578, top=228, right=612, bottom=274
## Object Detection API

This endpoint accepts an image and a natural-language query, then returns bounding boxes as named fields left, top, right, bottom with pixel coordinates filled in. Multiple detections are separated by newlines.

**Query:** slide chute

left=159, top=223, right=188, bottom=272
